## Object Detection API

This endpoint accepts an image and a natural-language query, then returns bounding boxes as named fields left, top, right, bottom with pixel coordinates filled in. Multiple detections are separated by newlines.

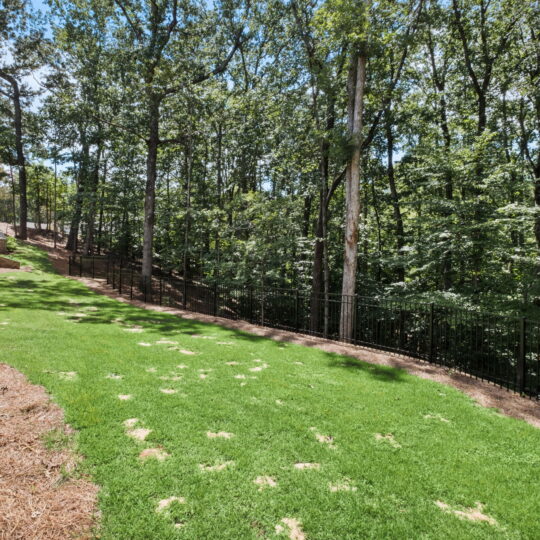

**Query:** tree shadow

left=325, top=353, right=407, bottom=383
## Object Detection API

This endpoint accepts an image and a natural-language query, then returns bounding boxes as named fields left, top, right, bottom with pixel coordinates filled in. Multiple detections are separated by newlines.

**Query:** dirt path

left=2, top=223, right=539, bottom=428
left=0, top=364, right=98, bottom=539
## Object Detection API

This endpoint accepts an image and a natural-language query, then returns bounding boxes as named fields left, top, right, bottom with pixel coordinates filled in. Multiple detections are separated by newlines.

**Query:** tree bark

left=83, top=143, right=103, bottom=254
left=0, top=71, right=28, bottom=239
left=141, top=93, right=160, bottom=290
left=385, top=105, right=405, bottom=283
left=66, top=132, right=90, bottom=252
left=339, top=52, right=366, bottom=341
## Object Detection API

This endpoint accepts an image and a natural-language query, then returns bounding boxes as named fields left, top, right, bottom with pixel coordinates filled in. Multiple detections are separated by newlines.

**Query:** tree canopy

left=1, top=0, right=539, bottom=326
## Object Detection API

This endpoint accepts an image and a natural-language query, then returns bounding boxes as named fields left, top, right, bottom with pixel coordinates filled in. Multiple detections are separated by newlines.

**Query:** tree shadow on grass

left=1, top=273, right=406, bottom=385
left=325, top=353, right=407, bottom=383
left=0, top=276, right=208, bottom=336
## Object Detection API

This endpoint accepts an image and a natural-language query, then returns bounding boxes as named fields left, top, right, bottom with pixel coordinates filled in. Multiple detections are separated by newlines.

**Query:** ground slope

left=0, top=242, right=539, bottom=539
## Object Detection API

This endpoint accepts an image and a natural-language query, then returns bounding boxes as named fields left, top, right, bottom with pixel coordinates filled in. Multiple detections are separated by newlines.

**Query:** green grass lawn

left=1, top=241, right=539, bottom=539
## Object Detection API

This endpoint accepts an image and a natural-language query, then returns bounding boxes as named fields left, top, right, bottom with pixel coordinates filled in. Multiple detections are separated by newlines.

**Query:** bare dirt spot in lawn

left=309, top=427, right=335, bottom=448
left=206, top=431, right=234, bottom=439
left=275, top=517, right=306, bottom=540
left=57, top=371, right=77, bottom=381
left=199, top=461, right=234, bottom=472
left=275, top=399, right=284, bottom=406
left=160, top=388, right=177, bottom=394
left=226, top=361, right=240, bottom=366
left=234, top=374, right=246, bottom=379
left=329, top=479, right=357, bottom=493
left=123, top=419, right=151, bottom=441
left=138, top=342, right=152, bottom=347
left=249, top=363, right=269, bottom=372
left=124, top=327, right=143, bottom=333
left=146, top=367, right=158, bottom=373
left=294, top=462, right=320, bottom=470
left=0, top=363, right=98, bottom=539
left=158, top=375, right=182, bottom=381
left=156, top=496, right=185, bottom=513
left=169, top=347, right=195, bottom=356
left=127, top=428, right=151, bottom=441
left=435, top=501, right=497, bottom=526
left=375, top=433, right=401, bottom=448
left=424, top=413, right=450, bottom=423
left=106, top=373, right=123, bottom=380
left=156, top=339, right=177, bottom=345
left=176, top=364, right=189, bottom=369
left=139, top=448, right=170, bottom=461
left=118, top=394, right=132, bottom=400
left=254, top=476, right=277, bottom=490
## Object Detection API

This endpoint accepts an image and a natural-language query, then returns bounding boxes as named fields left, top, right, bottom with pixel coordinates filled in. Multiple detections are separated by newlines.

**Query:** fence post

left=119, top=260, right=123, bottom=294
left=429, top=303, right=435, bottom=362
left=213, top=283, right=218, bottom=316
left=106, top=257, right=110, bottom=284
left=112, top=260, right=116, bottom=289
left=130, top=267, right=134, bottom=300
left=91, top=256, right=95, bottom=279
left=144, top=276, right=147, bottom=303
left=517, top=317, right=526, bottom=394
left=295, top=289, right=299, bottom=331
left=261, top=288, right=264, bottom=327
left=159, top=275, right=163, bottom=306
left=79, top=255, right=82, bottom=277
left=249, top=286, right=253, bottom=323
left=352, top=296, right=358, bottom=344
left=183, top=279, right=187, bottom=309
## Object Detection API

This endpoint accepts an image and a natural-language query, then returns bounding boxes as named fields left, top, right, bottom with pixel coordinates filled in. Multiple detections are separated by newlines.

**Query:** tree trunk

left=182, top=137, right=193, bottom=282
left=0, top=72, right=28, bottom=239
left=385, top=106, right=405, bottom=283
left=339, top=53, right=366, bottom=341
left=83, top=143, right=103, bottom=254
left=310, top=95, right=337, bottom=333
left=66, top=132, right=90, bottom=252
left=141, top=94, right=160, bottom=290
left=9, top=164, right=18, bottom=237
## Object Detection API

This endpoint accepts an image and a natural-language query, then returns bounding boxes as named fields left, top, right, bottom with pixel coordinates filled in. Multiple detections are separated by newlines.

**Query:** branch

left=114, top=0, right=144, bottom=41
left=326, top=167, right=346, bottom=208
left=191, top=30, right=244, bottom=85
left=452, top=0, right=481, bottom=95
left=362, top=0, right=424, bottom=150
left=158, top=136, right=188, bottom=145
left=0, top=69, right=18, bottom=90
left=162, top=30, right=245, bottom=97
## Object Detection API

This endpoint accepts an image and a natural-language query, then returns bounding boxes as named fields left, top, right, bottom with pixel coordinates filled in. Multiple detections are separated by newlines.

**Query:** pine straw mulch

left=0, top=363, right=99, bottom=539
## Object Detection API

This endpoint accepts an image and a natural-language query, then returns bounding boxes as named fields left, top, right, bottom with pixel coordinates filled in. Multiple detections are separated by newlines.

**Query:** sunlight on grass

left=1, top=247, right=539, bottom=538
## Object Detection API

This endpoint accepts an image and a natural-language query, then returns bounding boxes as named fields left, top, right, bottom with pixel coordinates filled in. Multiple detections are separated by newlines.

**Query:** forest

left=1, top=0, right=539, bottom=332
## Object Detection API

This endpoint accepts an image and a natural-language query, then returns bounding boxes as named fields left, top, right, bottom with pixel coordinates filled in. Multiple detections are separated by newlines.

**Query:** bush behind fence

left=69, top=254, right=540, bottom=399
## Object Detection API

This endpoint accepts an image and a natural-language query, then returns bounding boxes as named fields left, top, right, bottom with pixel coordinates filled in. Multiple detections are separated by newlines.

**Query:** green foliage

left=2, top=0, right=540, bottom=318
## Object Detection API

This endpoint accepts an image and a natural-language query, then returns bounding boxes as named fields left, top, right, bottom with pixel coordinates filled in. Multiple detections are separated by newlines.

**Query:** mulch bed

left=0, top=364, right=98, bottom=539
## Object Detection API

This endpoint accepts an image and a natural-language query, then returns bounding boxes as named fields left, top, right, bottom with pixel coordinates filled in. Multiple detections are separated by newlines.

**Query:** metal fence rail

left=68, top=254, right=540, bottom=399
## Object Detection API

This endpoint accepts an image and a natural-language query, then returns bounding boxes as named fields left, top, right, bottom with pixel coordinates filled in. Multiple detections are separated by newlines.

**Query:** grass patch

left=42, top=428, right=72, bottom=451
left=2, top=236, right=55, bottom=272
left=1, top=249, right=539, bottom=538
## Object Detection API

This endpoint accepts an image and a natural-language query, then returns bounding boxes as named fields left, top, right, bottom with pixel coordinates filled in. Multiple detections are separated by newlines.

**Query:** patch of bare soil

left=435, top=501, right=498, bottom=526
left=275, top=517, right=306, bottom=540
left=6, top=223, right=539, bottom=429
left=0, top=363, right=98, bottom=539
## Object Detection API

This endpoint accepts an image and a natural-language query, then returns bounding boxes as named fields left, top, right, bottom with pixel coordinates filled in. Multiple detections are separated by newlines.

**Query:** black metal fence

left=69, top=254, right=540, bottom=399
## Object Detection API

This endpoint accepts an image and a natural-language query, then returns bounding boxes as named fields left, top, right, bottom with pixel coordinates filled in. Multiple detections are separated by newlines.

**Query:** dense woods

left=1, top=0, right=540, bottom=327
